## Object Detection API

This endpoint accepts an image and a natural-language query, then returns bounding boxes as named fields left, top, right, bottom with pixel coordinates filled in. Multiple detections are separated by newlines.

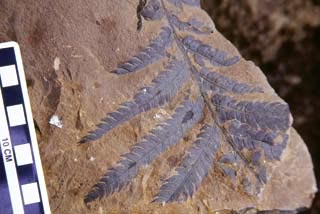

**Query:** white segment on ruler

left=0, top=65, right=19, bottom=87
left=7, top=104, right=26, bottom=127
left=0, top=88, right=24, bottom=214
left=14, top=143, right=34, bottom=166
left=21, top=182, right=41, bottom=205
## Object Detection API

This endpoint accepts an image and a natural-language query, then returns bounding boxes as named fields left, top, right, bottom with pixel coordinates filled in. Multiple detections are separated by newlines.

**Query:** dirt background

left=201, top=0, right=320, bottom=213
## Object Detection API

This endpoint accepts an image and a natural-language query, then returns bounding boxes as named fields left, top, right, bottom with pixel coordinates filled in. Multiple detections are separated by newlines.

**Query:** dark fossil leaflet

left=111, top=27, right=173, bottom=75
left=79, top=59, right=190, bottom=144
left=212, top=94, right=290, bottom=131
left=167, top=0, right=200, bottom=8
left=228, top=121, right=289, bottom=161
left=182, top=35, right=240, bottom=67
left=80, top=0, right=292, bottom=204
left=153, top=124, right=221, bottom=203
left=84, top=97, right=204, bottom=203
left=200, top=68, right=264, bottom=94
left=168, top=13, right=212, bottom=35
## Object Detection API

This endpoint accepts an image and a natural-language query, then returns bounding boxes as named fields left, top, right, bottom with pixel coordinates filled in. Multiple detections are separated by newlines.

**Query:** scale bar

left=0, top=89, right=24, bottom=214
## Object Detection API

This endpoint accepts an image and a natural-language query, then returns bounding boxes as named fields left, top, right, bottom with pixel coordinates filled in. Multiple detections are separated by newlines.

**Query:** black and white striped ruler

left=0, top=42, right=50, bottom=213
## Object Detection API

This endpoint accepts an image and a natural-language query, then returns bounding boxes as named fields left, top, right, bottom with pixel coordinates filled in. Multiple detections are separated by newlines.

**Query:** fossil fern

left=80, top=0, right=291, bottom=204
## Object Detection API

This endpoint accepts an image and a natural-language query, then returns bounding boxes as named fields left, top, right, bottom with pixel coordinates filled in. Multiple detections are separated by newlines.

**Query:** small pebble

left=53, top=57, right=60, bottom=71
left=49, top=115, right=63, bottom=128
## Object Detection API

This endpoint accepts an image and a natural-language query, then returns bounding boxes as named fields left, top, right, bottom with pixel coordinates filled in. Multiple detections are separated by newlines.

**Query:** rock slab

left=0, top=0, right=316, bottom=213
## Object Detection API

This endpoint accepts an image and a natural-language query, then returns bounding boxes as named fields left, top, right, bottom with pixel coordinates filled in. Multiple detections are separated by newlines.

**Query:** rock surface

left=0, top=0, right=316, bottom=213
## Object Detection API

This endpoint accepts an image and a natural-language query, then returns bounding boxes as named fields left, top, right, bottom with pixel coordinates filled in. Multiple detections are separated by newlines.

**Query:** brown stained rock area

left=0, top=0, right=316, bottom=213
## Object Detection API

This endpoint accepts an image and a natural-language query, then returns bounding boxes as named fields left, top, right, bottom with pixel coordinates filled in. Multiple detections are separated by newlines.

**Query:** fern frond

left=153, top=124, right=221, bottom=203
left=182, top=35, right=240, bottom=67
left=112, top=27, right=173, bottom=75
left=84, top=97, right=204, bottom=203
left=200, top=68, right=263, bottom=94
left=211, top=94, right=291, bottom=131
left=79, top=60, right=190, bottom=144
left=80, top=0, right=293, bottom=205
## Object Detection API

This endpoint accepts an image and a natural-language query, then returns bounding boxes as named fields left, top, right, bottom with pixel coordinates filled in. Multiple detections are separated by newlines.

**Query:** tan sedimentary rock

left=0, top=0, right=316, bottom=213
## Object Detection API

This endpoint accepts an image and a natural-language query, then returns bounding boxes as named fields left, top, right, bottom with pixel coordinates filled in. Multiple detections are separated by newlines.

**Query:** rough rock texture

left=0, top=0, right=316, bottom=213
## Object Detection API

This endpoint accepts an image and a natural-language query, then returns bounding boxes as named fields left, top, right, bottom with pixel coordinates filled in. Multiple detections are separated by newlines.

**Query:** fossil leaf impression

left=79, top=0, right=292, bottom=205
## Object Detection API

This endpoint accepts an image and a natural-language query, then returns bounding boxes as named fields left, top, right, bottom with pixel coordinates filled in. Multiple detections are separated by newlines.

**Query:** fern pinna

left=79, top=0, right=292, bottom=204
